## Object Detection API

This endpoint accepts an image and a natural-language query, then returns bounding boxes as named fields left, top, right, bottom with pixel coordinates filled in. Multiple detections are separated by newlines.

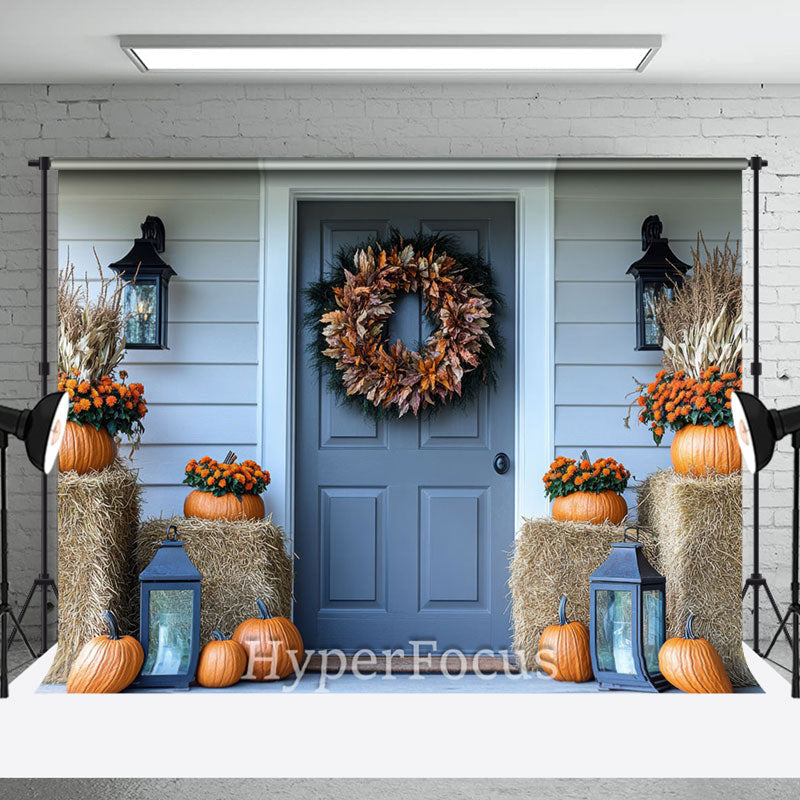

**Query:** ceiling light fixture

left=120, top=35, right=661, bottom=74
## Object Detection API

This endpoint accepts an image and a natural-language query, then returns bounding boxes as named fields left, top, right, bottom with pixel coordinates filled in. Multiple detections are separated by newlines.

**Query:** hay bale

left=45, top=461, right=141, bottom=684
left=136, top=515, right=293, bottom=647
left=637, top=469, right=754, bottom=687
left=509, top=518, right=656, bottom=671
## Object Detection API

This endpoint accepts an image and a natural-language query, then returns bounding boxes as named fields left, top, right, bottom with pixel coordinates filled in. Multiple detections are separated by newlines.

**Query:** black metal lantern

left=109, top=216, right=175, bottom=350
left=626, top=215, right=691, bottom=351
left=589, top=528, right=669, bottom=692
left=136, top=524, right=202, bottom=690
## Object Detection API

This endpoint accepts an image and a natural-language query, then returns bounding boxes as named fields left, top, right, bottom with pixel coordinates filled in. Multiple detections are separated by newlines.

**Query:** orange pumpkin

left=183, top=490, right=265, bottom=521
left=658, top=613, right=733, bottom=694
left=233, top=598, right=304, bottom=681
left=552, top=490, right=627, bottom=525
left=66, top=611, right=143, bottom=694
left=538, top=595, right=593, bottom=682
left=196, top=630, right=248, bottom=688
left=670, top=424, right=742, bottom=476
left=58, top=421, right=115, bottom=474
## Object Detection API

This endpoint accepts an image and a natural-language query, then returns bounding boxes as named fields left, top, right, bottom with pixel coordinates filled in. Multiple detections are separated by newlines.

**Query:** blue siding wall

left=553, top=170, right=742, bottom=511
left=58, top=171, right=261, bottom=518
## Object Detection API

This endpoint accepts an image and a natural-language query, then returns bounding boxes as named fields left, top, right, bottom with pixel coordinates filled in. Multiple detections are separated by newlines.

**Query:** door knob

left=493, top=452, right=511, bottom=475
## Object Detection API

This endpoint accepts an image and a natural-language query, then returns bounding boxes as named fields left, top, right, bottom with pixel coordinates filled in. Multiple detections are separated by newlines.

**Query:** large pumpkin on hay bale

left=658, top=613, right=733, bottom=694
left=233, top=599, right=304, bottom=681
left=184, top=490, right=265, bottom=521
left=58, top=421, right=115, bottom=474
left=670, top=424, right=741, bottom=476
left=66, top=611, right=143, bottom=694
left=538, top=595, right=593, bottom=682
left=552, top=490, right=627, bottom=525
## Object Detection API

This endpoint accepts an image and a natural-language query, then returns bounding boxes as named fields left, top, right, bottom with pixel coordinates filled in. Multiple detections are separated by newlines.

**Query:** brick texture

left=0, top=81, right=796, bottom=644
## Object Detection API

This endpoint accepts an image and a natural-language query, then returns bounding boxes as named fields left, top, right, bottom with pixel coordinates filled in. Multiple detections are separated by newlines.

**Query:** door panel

left=295, top=200, right=516, bottom=653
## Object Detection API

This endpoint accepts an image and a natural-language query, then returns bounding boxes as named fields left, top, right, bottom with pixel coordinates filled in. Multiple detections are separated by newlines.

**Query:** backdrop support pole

left=741, top=155, right=791, bottom=656
left=8, top=157, right=59, bottom=656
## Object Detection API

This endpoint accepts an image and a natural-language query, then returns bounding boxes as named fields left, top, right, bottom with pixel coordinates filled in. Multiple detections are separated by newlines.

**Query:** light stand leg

left=1, top=433, right=36, bottom=699
left=762, top=432, right=800, bottom=697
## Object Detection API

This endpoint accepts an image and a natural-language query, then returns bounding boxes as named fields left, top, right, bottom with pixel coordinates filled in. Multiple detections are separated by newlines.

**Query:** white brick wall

left=0, top=80, right=796, bottom=643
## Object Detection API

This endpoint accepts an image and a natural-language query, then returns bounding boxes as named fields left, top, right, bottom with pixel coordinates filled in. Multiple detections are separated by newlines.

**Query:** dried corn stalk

left=662, top=305, right=742, bottom=376
left=58, top=252, right=128, bottom=382
left=656, top=232, right=741, bottom=375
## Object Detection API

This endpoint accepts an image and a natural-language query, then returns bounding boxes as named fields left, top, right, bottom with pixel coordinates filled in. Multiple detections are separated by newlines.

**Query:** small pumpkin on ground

left=196, top=630, right=248, bottom=688
left=658, top=612, right=733, bottom=694
left=66, top=611, right=143, bottom=694
left=233, top=598, right=304, bottom=681
left=544, top=452, right=630, bottom=525
left=183, top=451, right=269, bottom=521
left=538, top=595, right=593, bottom=682
left=58, top=420, right=116, bottom=474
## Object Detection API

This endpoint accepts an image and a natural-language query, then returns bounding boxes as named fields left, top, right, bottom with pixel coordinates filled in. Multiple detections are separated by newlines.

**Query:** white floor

left=1, top=644, right=796, bottom=779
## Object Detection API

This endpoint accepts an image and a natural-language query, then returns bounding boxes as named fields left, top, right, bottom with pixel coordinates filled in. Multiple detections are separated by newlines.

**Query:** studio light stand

left=0, top=392, right=68, bottom=698
left=8, top=157, right=59, bottom=656
left=0, top=431, right=37, bottom=698
left=762, top=431, right=800, bottom=697
left=733, top=392, right=800, bottom=697
left=740, top=155, right=791, bottom=655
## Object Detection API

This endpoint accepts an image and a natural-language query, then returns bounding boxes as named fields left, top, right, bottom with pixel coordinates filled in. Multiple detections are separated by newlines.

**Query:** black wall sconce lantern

left=626, top=215, right=691, bottom=351
left=109, top=216, right=175, bottom=350
left=589, top=528, right=670, bottom=692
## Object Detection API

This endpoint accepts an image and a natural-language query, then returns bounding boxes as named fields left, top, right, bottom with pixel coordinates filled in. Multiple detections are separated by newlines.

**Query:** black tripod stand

left=8, top=157, right=58, bottom=656
left=741, top=155, right=791, bottom=655
left=763, top=431, right=800, bottom=697
left=0, top=432, right=37, bottom=698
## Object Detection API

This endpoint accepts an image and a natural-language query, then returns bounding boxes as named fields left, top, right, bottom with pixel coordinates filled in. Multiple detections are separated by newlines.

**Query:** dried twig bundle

left=656, top=232, right=742, bottom=375
left=58, top=251, right=128, bottom=382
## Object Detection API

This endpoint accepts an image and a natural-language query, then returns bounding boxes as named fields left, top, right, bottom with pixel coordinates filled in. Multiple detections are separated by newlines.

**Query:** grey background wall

left=0, top=81, right=794, bottom=647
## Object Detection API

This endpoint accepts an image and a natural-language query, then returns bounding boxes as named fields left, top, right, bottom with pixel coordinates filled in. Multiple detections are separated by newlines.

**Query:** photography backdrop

left=0, top=81, right=792, bottom=644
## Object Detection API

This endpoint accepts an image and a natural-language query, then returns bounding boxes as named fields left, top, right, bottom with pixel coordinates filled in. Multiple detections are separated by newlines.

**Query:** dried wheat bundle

left=58, top=252, right=128, bottom=383
left=656, top=232, right=742, bottom=375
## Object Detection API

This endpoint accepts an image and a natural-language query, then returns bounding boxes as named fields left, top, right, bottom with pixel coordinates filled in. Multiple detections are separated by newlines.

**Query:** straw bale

left=637, top=469, right=753, bottom=687
left=135, top=515, right=293, bottom=648
left=509, top=518, right=656, bottom=671
left=45, top=461, right=141, bottom=683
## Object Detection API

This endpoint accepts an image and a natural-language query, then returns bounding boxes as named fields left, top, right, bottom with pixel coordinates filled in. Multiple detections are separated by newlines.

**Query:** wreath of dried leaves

left=305, top=231, right=504, bottom=419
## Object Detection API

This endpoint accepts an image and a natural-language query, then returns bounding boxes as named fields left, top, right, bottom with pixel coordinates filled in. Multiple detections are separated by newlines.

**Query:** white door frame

left=258, top=169, right=554, bottom=547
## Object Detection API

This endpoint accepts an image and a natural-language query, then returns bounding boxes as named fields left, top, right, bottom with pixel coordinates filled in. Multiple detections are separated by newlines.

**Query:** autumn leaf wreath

left=305, top=230, right=505, bottom=418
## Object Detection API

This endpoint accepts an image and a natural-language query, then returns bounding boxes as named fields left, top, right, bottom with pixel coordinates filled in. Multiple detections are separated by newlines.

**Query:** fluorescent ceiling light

left=121, top=35, right=661, bottom=74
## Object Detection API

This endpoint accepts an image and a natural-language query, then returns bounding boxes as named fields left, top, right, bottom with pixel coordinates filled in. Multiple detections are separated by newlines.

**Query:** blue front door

left=295, top=200, right=516, bottom=654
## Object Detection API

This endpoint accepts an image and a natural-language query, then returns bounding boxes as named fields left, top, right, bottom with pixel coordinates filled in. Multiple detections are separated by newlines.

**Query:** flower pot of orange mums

left=183, top=452, right=270, bottom=521
left=56, top=371, right=147, bottom=474
left=632, top=366, right=742, bottom=476
left=544, top=452, right=631, bottom=525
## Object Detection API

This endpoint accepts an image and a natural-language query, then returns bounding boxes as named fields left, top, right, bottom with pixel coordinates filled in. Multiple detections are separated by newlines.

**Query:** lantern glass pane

left=642, top=281, right=672, bottom=347
left=142, top=589, right=194, bottom=676
left=595, top=589, right=635, bottom=674
left=642, top=588, right=665, bottom=674
left=123, top=280, right=158, bottom=346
